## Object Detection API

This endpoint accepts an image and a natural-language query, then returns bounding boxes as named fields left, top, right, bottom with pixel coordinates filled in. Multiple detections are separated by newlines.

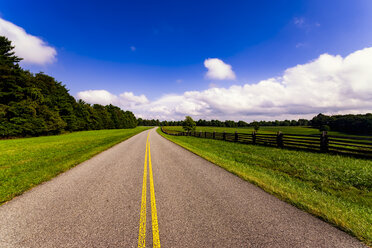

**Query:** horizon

left=1, top=0, right=372, bottom=121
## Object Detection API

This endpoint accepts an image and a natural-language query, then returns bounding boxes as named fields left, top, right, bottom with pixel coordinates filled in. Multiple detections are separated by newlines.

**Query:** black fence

left=161, top=127, right=372, bottom=158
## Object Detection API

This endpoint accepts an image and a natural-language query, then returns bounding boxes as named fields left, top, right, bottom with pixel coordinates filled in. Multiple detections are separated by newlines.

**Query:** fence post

left=320, top=131, right=329, bottom=152
left=199, top=131, right=202, bottom=137
left=213, top=131, right=215, bottom=139
left=223, top=131, right=226, bottom=141
left=235, top=131, right=238, bottom=142
left=205, top=131, right=207, bottom=138
left=276, top=131, right=284, bottom=148
left=252, top=131, right=256, bottom=144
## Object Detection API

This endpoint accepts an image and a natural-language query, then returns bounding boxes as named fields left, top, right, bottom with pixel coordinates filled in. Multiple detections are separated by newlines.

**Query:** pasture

left=158, top=128, right=372, bottom=245
left=0, top=127, right=150, bottom=205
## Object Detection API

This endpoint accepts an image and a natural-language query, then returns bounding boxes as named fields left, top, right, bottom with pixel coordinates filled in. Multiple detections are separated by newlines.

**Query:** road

left=0, top=128, right=365, bottom=247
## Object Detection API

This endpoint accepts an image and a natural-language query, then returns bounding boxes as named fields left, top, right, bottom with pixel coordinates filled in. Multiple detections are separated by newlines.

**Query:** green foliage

left=0, top=36, right=137, bottom=138
left=252, top=121, right=260, bottom=131
left=319, top=124, right=330, bottom=132
left=140, top=117, right=311, bottom=128
left=182, top=116, right=196, bottom=132
left=158, top=129, right=372, bottom=245
left=137, top=118, right=162, bottom=126
left=311, top=113, right=372, bottom=135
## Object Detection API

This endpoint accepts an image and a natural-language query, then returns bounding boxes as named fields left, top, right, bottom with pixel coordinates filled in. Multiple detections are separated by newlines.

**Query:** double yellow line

left=138, top=132, right=161, bottom=248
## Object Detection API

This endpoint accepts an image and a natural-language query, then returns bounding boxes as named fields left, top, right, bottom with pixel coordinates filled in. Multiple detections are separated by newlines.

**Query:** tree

left=237, top=120, right=248, bottom=127
left=0, top=36, right=24, bottom=105
left=183, top=116, right=196, bottom=132
left=252, top=121, right=260, bottom=132
left=319, top=125, right=330, bottom=132
left=310, top=113, right=332, bottom=128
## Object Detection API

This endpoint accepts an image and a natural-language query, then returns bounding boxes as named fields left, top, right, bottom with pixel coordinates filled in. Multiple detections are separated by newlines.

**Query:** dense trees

left=310, top=113, right=372, bottom=135
left=0, top=36, right=137, bottom=138
left=138, top=118, right=309, bottom=128
left=192, top=119, right=310, bottom=127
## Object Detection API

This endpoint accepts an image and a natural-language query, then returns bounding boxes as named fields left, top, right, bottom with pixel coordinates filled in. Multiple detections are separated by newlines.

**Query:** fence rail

left=161, top=127, right=372, bottom=158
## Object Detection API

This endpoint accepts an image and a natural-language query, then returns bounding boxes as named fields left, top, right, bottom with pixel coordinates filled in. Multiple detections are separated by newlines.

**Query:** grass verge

left=157, top=128, right=372, bottom=245
left=0, top=127, right=151, bottom=205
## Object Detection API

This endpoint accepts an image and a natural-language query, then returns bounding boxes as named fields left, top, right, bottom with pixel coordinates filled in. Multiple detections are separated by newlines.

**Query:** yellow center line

left=148, top=140, right=161, bottom=248
left=138, top=133, right=149, bottom=248
left=138, top=131, right=161, bottom=247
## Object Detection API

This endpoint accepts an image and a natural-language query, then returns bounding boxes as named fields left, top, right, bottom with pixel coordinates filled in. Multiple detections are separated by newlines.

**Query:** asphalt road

left=0, top=128, right=366, bottom=247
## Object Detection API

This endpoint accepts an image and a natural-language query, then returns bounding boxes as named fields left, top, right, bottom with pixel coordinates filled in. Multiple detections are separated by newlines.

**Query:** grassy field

left=157, top=128, right=372, bottom=245
left=163, top=125, right=372, bottom=137
left=0, top=127, right=150, bottom=205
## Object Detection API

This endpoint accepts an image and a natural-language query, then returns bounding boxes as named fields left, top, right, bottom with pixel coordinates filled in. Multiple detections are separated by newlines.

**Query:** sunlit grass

left=0, top=127, right=150, bottom=204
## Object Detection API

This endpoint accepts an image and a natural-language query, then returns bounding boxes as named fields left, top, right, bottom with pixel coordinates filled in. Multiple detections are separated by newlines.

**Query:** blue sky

left=1, top=0, right=372, bottom=120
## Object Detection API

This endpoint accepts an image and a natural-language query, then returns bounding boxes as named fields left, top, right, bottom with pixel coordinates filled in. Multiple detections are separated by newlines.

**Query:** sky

left=1, top=0, right=372, bottom=121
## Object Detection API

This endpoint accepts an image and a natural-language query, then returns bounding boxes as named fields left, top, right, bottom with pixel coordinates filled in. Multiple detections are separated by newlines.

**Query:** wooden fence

left=161, top=127, right=372, bottom=158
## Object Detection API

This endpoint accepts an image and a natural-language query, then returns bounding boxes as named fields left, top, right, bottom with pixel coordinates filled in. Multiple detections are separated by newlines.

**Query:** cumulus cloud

left=77, top=47, right=372, bottom=121
left=77, top=90, right=118, bottom=106
left=0, top=18, right=56, bottom=65
left=77, top=90, right=149, bottom=109
left=204, top=58, right=236, bottom=80
left=119, top=92, right=149, bottom=108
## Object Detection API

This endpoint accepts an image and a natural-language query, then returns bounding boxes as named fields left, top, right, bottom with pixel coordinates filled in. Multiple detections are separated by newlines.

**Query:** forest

left=0, top=36, right=137, bottom=138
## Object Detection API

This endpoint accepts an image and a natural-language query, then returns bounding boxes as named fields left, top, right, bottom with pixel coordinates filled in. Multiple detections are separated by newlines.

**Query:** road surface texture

left=0, top=128, right=366, bottom=247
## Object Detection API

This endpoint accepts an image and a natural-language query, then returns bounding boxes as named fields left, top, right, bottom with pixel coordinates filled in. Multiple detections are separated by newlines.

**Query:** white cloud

left=0, top=18, right=57, bottom=65
left=77, top=90, right=149, bottom=108
left=77, top=90, right=118, bottom=106
left=77, top=47, right=372, bottom=121
left=204, top=58, right=236, bottom=80
left=119, top=92, right=149, bottom=108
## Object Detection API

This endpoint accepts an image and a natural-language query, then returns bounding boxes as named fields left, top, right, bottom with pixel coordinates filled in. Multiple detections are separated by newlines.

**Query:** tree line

left=0, top=36, right=137, bottom=138
left=140, top=113, right=372, bottom=135
left=310, top=113, right=372, bottom=135
left=138, top=118, right=310, bottom=128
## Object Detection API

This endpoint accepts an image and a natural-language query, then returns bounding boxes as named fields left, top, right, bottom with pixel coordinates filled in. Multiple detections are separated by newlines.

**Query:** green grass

left=0, top=127, right=150, bottom=205
left=157, top=128, right=372, bottom=245
left=164, top=125, right=372, bottom=138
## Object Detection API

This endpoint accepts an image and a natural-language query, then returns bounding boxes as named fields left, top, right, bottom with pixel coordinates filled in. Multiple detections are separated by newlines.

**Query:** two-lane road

left=0, top=128, right=365, bottom=247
